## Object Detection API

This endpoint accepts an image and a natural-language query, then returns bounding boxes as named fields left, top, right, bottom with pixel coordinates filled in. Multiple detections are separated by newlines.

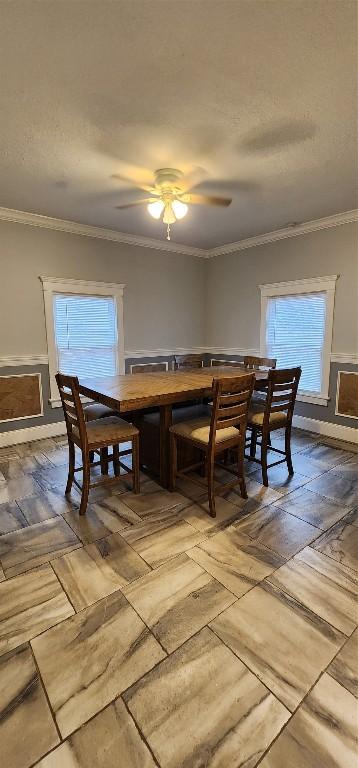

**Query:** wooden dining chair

left=169, top=373, right=255, bottom=518
left=174, top=354, right=204, bottom=370
left=243, top=355, right=277, bottom=370
left=210, top=359, right=243, bottom=367
left=56, top=373, right=140, bottom=515
left=246, top=367, right=302, bottom=486
left=130, top=362, right=168, bottom=374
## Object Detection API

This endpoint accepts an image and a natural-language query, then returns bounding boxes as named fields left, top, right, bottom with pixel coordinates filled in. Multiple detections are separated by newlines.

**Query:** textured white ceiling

left=0, top=0, right=357, bottom=248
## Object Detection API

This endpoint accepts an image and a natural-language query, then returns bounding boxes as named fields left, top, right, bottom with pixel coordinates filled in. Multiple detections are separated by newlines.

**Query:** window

left=41, top=278, right=125, bottom=407
left=260, top=275, right=338, bottom=405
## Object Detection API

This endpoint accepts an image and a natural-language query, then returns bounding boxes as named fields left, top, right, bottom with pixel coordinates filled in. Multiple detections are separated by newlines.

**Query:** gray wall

left=0, top=220, right=205, bottom=357
left=205, top=223, right=358, bottom=355
left=0, top=219, right=205, bottom=434
left=205, top=222, right=358, bottom=429
left=1, top=218, right=357, bottom=437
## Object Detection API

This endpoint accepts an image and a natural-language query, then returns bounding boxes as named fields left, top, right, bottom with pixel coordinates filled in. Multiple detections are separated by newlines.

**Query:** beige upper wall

left=0, top=220, right=205, bottom=357
left=205, top=223, right=358, bottom=354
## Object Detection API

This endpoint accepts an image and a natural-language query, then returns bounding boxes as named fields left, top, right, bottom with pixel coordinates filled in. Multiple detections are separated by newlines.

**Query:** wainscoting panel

left=0, top=373, right=43, bottom=423
left=335, top=371, right=358, bottom=419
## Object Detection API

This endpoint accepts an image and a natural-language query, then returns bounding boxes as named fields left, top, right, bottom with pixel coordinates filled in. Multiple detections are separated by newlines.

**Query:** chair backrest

left=243, top=355, right=277, bottom=370
left=131, top=362, right=167, bottom=374
left=263, top=367, right=302, bottom=426
left=56, top=372, right=87, bottom=448
left=210, top=373, right=255, bottom=447
left=210, top=359, right=243, bottom=367
left=174, top=354, right=203, bottom=370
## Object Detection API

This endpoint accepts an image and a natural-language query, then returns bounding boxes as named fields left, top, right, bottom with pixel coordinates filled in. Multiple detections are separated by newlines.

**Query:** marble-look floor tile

left=124, top=627, right=289, bottom=768
left=0, top=517, right=81, bottom=577
left=305, top=470, right=358, bottom=509
left=63, top=496, right=141, bottom=544
left=250, top=466, right=309, bottom=496
left=312, top=518, right=358, bottom=572
left=223, top=477, right=282, bottom=514
left=32, top=590, right=165, bottom=737
left=331, top=457, right=358, bottom=483
left=0, top=501, right=28, bottom=534
left=342, top=507, right=358, bottom=527
left=33, top=465, right=72, bottom=492
left=181, top=495, right=243, bottom=533
left=16, top=492, right=63, bottom=525
left=0, top=643, right=59, bottom=768
left=0, top=454, right=50, bottom=479
left=53, top=532, right=150, bottom=611
left=233, top=505, right=319, bottom=558
left=273, top=451, right=328, bottom=479
left=121, top=511, right=205, bottom=568
left=121, top=479, right=191, bottom=518
left=0, top=566, right=4, bottom=581
left=267, top=547, right=358, bottom=635
left=260, top=673, right=357, bottom=767
left=0, top=564, right=74, bottom=656
left=123, top=552, right=236, bottom=652
left=210, top=581, right=345, bottom=711
left=273, top=487, right=350, bottom=530
left=188, top=527, right=284, bottom=597
left=0, top=475, right=41, bottom=504
left=16, top=438, right=58, bottom=457
left=34, top=698, right=156, bottom=767
left=298, top=443, right=354, bottom=469
left=328, top=629, right=358, bottom=697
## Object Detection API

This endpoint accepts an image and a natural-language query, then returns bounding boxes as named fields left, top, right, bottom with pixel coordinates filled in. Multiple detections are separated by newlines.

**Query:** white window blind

left=53, top=294, right=118, bottom=378
left=266, top=292, right=327, bottom=393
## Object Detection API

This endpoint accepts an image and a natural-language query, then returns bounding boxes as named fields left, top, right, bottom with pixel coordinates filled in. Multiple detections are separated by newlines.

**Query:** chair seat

left=84, top=403, right=117, bottom=421
left=82, top=416, right=138, bottom=447
left=170, top=416, right=239, bottom=446
left=248, top=409, right=287, bottom=427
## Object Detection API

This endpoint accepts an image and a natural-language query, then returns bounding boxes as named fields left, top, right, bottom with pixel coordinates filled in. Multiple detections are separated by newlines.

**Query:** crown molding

left=0, top=206, right=205, bottom=257
left=0, top=205, right=357, bottom=258
left=206, top=209, right=358, bottom=257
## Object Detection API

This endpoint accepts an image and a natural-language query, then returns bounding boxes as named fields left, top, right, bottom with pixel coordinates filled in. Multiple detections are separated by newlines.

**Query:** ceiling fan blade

left=115, top=198, right=156, bottom=210
left=183, top=193, right=232, bottom=207
left=111, top=174, right=156, bottom=194
left=176, top=167, right=207, bottom=192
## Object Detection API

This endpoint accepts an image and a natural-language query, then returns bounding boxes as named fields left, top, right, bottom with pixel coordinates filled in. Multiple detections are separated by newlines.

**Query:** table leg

left=159, top=404, right=172, bottom=488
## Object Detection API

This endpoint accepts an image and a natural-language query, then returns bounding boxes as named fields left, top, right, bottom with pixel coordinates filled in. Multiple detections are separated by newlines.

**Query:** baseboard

left=293, top=415, right=358, bottom=444
left=0, top=420, right=66, bottom=448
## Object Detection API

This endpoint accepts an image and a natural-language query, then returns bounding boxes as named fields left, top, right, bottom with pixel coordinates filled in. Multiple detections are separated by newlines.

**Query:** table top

left=79, top=366, right=267, bottom=413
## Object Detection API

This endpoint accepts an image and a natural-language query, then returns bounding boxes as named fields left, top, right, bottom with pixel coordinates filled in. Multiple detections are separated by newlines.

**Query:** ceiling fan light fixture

left=162, top=202, right=176, bottom=225
left=172, top=199, right=188, bottom=220
left=147, top=200, right=164, bottom=219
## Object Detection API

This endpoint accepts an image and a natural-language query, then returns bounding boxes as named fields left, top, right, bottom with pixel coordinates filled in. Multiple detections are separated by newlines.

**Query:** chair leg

left=207, top=453, right=216, bottom=518
left=100, top=446, right=109, bottom=475
left=113, top=444, right=120, bottom=476
left=250, top=427, right=257, bottom=459
left=237, top=440, right=248, bottom=499
left=285, top=424, right=294, bottom=475
left=169, top=432, right=177, bottom=491
left=79, top=452, right=90, bottom=515
left=261, top=430, right=269, bottom=487
left=132, top=435, right=140, bottom=494
left=65, top=440, right=75, bottom=495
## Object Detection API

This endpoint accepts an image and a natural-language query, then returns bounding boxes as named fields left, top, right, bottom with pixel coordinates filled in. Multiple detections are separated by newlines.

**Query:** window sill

left=296, top=393, right=329, bottom=406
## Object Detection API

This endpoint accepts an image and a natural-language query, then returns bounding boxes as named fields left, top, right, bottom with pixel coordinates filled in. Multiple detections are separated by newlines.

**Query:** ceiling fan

left=112, top=168, right=232, bottom=240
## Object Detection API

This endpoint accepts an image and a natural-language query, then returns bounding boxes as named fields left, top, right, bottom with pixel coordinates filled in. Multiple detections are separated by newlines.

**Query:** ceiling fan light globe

left=172, top=200, right=188, bottom=220
left=147, top=200, right=164, bottom=219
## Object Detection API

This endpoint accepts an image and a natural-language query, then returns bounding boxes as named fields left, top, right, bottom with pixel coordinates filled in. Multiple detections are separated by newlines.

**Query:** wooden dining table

left=79, top=366, right=268, bottom=488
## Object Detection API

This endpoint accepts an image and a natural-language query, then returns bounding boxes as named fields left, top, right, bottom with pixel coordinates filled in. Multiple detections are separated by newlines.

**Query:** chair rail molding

left=0, top=206, right=357, bottom=258
left=0, top=355, right=48, bottom=367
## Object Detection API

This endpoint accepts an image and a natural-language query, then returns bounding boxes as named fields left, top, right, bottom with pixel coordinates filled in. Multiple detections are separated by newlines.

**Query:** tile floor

left=0, top=428, right=357, bottom=767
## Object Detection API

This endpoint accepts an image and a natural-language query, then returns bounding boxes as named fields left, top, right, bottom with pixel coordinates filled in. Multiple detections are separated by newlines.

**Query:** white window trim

left=40, top=277, right=125, bottom=408
left=259, top=275, right=338, bottom=406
